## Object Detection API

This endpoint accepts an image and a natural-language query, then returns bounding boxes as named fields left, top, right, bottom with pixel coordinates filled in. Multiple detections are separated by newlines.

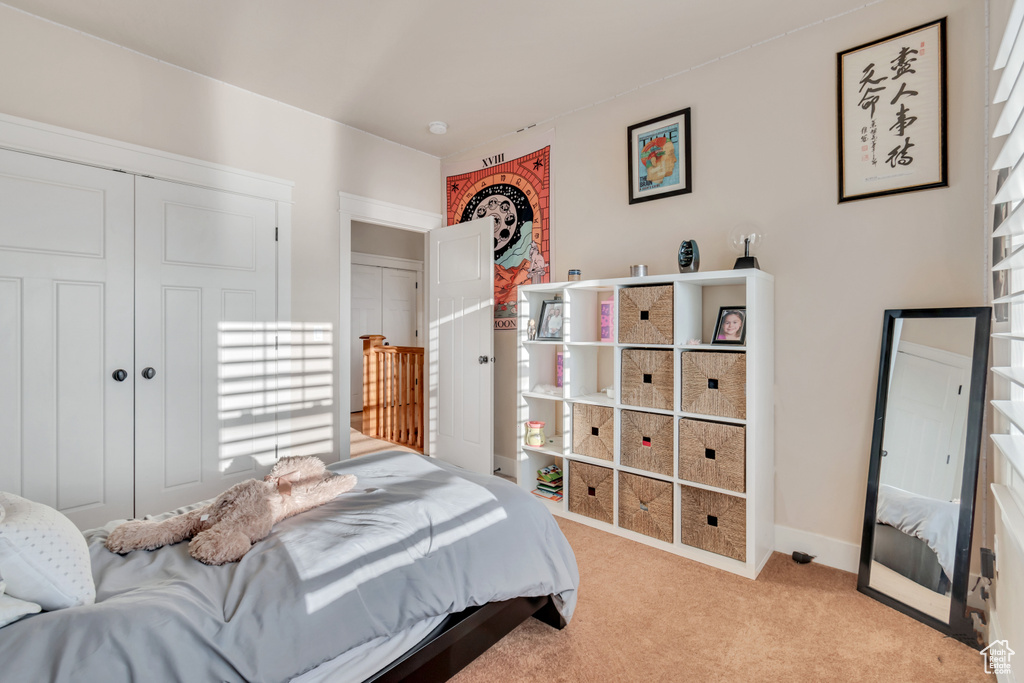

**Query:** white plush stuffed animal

left=105, top=456, right=356, bottom=565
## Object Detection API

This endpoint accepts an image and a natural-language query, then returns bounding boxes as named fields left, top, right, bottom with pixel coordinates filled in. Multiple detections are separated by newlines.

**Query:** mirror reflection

left=868, top=316, right=975, bottom=624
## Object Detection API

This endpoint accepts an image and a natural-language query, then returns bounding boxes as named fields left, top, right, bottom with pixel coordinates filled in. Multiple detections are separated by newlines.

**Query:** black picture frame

left=711, top=307, right=746, bottom=345
left=856, top=307, right=990, bottom=647
left=536, top=300, right=564, bottom=341
left=836, top=18, right=948, bottom=202
left=627, top=107, right=692, bottom=204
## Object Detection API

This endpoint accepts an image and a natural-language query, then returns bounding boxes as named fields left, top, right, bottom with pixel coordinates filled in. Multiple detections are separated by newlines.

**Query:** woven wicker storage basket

left=620, top=410, right=674, bottom=476
left=678, top=419, right=746, bottom=493
left=679, top=485, right=746, bottom=561
left=572, top=403, right=614, bottom=461
left=618, top=285, right=674, bottom=345
left=680, top=351, right=746, bottom=419
left=618, top=472, right=673, bottom=543
left=621, top=349, right=673, bottom=411
left=568, top=461, right=614, bottom=524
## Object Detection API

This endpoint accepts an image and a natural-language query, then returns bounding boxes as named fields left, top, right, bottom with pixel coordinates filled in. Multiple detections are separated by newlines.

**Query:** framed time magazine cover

left=836, top=18, right=947, bottom=202
left=628, top=107, right=692, bottom=204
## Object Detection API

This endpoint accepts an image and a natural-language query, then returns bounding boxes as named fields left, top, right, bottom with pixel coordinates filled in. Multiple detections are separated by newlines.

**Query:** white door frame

left=339, top=192, right=442, bottom=457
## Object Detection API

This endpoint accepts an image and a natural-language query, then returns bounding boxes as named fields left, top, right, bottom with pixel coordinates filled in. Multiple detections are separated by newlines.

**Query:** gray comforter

left=0, top=451, right=579, bottom=682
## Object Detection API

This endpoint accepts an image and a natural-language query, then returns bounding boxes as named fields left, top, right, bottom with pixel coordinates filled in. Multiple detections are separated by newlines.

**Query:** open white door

left=428, top=217, right=494, bottom=474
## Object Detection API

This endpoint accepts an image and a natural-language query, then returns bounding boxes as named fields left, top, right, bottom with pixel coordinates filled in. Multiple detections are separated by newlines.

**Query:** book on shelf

left=537, top=465, right=562, bottom=483
left=536, top=481, right=562, bottom=494
left=532, top=488, right=563, bottom=502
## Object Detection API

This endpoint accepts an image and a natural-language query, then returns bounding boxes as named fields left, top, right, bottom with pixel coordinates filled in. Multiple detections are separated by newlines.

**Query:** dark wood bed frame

left=365, top=595, right=566, bottom=682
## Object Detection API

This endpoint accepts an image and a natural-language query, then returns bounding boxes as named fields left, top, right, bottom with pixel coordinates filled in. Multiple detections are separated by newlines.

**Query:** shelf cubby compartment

left=564, top=344, right=614, bottom=402
left=678, top=418, right=746, bottom=493
left=618, top=471, right=674, bottom=543
left=565, top=286, right=615, bottom=343
left=618, top=284, right=674, bottom=345
left=679, top=484, right=746, bottom=562
left=673, top=282, right=703, bottom=344
left=522, top=342, right=564, bottom=398
left=679, top=350, right=746, bottom=419
left=522, top=394, right=563, bottom=451
left=621, top=347, right=674, bottom=411
left=567, top=459, right=614, bottom=524
left=571, top=402, right=614, bottom=461
left=620, top=409, right=674, bottom=477
left=697, top=282, right=747, bottom=344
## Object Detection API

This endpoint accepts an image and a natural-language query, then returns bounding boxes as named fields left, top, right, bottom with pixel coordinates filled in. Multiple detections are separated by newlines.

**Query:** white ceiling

left=5, top=0, right=871, bottom=157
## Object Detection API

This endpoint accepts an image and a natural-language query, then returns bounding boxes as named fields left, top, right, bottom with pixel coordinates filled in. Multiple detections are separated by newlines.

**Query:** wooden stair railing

left=360, top=334, right=424, bottom=452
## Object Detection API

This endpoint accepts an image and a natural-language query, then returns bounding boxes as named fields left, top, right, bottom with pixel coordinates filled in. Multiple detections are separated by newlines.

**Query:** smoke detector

left=428, top=121, right=448, bottom=135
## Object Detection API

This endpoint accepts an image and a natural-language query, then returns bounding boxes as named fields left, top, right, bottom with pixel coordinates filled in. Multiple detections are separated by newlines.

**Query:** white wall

left=0, top=6, right=441, bottom=461
left=447, top=0, right=988, bottom=551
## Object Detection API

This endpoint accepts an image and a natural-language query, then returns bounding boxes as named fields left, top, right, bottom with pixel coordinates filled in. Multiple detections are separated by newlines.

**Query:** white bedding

left=876, top=484, right=959, bottom=580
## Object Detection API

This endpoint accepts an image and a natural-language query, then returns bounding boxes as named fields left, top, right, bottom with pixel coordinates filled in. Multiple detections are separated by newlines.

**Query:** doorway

left=339, top=193, right=440, bottom=458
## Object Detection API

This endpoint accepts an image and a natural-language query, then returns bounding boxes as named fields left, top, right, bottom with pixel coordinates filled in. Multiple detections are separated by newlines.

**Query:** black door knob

left=111, top=369, right=128, bottom=382
left=141, top=367, right=156, bottom=380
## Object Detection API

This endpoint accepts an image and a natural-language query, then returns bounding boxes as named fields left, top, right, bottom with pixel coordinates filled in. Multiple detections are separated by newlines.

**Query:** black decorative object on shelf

left=730, top=226, right=762, bottom=270
left=677, top=239, right=699, bottom=273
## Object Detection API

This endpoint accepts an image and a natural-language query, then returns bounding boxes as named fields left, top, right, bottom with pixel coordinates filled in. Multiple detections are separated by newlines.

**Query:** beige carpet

left=453, top=517, right=986, bottom=682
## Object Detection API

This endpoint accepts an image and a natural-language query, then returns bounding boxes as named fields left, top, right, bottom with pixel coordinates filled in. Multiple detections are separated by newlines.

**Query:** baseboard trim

left=774, top=524, right=860, bottom=574
left=988, top=607, right=1019, bottom=683
left=493, top=455, right=516, bottom=479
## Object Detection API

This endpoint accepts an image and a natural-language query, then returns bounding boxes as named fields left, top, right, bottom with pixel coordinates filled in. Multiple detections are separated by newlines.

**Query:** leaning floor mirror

left=858, top=307, right=991, bottom=645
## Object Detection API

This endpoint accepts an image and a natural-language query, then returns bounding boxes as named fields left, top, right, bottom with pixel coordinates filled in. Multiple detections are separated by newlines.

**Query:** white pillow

left=0, top=492, right=95, bottom=610
left=0, top=580, right=41, bottom=628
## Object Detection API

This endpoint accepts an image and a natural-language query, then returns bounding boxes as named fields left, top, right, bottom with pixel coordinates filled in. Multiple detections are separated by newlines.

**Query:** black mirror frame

left=856, top=307, right=990, bottom=647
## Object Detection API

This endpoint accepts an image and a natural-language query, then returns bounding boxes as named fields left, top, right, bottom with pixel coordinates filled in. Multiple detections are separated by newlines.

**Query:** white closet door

left=382, top=267, right=417, bottom=347
left=351, top=264, right=383, bottom=412
left=133, top=177, right=278, bottom=516
left=0, top=148, right=135, bottom=529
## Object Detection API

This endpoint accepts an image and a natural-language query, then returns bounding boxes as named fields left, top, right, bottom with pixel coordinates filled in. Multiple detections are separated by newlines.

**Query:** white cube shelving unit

left=516, top=270, right=774, bottom=579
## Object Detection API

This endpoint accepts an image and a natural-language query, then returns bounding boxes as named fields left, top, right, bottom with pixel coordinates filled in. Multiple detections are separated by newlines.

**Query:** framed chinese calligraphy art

left=837, top=18, right=947, bottom=203
left=628, top=107, right=692, bottom=204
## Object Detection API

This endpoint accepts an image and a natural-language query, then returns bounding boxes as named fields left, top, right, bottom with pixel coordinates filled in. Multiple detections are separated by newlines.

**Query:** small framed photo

left=536, top=300, right=564, bottom=341
left=712, top=307, right=746, bottom=345
left=627, top=107, right=692, bottom=204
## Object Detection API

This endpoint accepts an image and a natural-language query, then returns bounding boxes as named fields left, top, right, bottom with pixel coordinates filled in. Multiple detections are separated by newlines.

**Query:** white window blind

left=990, top=0, right=1024, bottom=559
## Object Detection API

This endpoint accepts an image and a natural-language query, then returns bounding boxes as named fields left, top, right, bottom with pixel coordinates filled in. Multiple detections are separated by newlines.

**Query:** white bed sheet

left=876, top=484, right=959, bottom=580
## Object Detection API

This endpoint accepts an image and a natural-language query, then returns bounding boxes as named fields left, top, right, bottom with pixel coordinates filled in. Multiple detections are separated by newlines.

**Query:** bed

left=874, top=484, right=958, bottom=593
left=0, top=451, right=579, bottom=682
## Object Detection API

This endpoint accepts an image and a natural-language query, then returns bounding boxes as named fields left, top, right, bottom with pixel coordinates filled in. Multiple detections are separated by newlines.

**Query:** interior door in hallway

left=133, top=177, right=279, bottom=517
left=428, top=217, right=494, bottom=475
left=0, top=148, right=136, bottom=529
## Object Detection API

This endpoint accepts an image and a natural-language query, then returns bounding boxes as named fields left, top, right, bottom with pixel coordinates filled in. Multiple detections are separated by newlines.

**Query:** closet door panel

left=134, top=178, right=277, bottom=516
left=350, top=264, right=382, bottom=412
left=0, top=278, right=22, bottom=498
left=0, top=148, right=135, bottom=529
left=382, top=267, right=417, bottom=347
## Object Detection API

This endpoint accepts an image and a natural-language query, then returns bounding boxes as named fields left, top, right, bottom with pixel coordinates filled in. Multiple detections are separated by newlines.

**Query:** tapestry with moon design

left=446, top=145, right=551, bottom=330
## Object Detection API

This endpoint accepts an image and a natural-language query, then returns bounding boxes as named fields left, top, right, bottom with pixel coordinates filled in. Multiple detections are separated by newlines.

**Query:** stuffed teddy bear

left=105, top=456, right=356, bottom=565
